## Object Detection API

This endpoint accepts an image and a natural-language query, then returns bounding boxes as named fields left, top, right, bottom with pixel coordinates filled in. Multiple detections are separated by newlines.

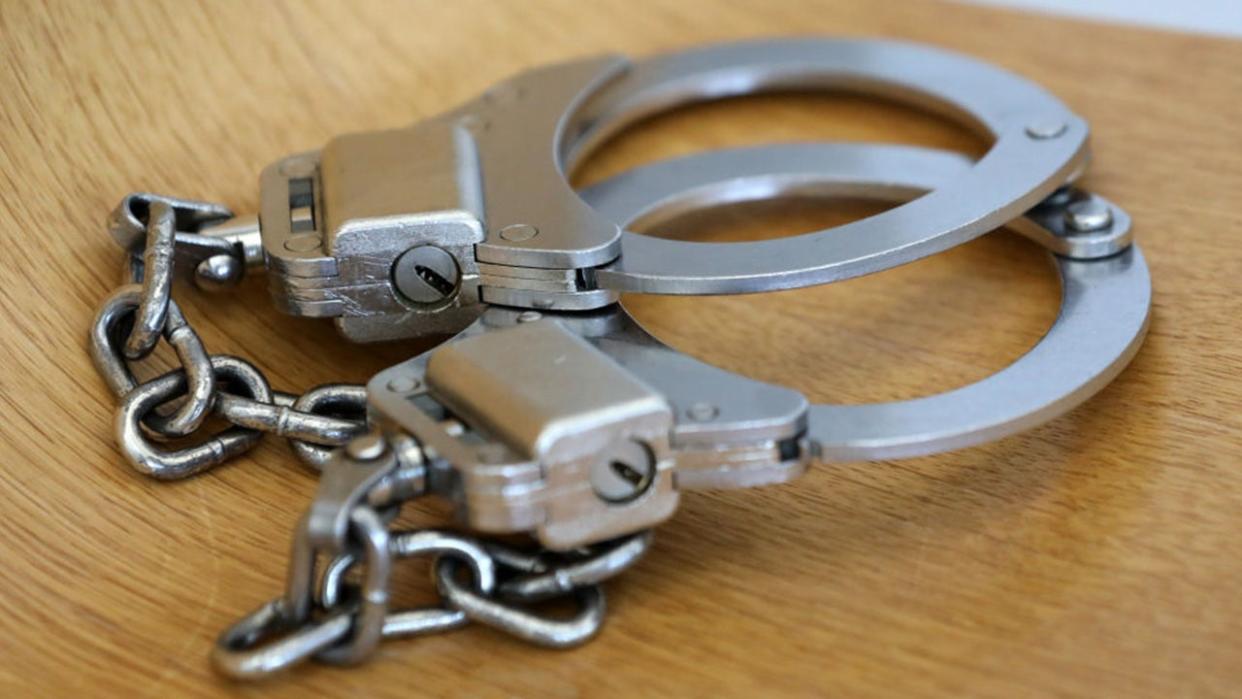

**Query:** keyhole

left=590, top=440, right=656, bottom=504
left=415, top=264, right=456, bottom=296
left=610, top=460, right=644, bottom=486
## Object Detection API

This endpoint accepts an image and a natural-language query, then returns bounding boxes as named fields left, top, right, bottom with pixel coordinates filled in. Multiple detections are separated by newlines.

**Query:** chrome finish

left=574, top=38, right=1087, bottom=293
left=363, top=142, right=1145, bottom=549
left=809, top=248, right=1150, bottom=459
left=192, top=213, right=262, bottom=290
left=82, top=38, right=1147, bottom=682
left=586, top=144, right=1131, bottom=263
left=258, top=130, right=484, bottom=342
left=360, top=141, right=1148, bottom=553
left=258, top=37, right=1088, bottom=341
left=583, top=144, right=1150, bottom=460
left=424, top=319, right=677, bottom=547
left=368, top=304, right=811, bottom=548
left=200, top=213, right=263, bottom=269
left=1023, top=187, right=1132, bottom=259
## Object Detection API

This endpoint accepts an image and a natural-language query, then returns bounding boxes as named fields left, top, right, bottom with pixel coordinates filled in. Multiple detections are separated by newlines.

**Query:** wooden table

left=2, top=1, right=1240, bottom=696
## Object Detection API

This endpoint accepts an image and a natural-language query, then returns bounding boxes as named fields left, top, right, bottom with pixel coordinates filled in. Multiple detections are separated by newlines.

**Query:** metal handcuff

left=86, top=39, right=1149, bottom=679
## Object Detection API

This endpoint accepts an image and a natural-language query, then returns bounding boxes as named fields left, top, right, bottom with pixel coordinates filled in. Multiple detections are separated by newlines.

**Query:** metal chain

left=89, top=193, right=368, bottom=477
left=212, top=518, right=650, bottom=679
left=93, top=193, right=650, bottom=678
left=208, top=429, right=652, bottom=679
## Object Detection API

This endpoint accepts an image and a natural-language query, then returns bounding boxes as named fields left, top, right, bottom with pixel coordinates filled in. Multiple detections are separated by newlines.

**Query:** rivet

left=498, top=224, right=538, bottom=242
left=1025, top=120, right=1068, bottom=140
left=283, top=234, right=321, bottom=253
left=386, top=376, right=422, bottom=394
left=1063, top=197, right=1114, bottom=233
left=687, top=402, right=719, bottom=422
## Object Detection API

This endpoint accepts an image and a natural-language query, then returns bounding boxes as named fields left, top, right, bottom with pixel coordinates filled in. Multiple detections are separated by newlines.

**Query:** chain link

left=287, top=385, right=370, bottom=471
left=213, top=518, right=648, bottom=679
left=209, top=430, right=651, bottom=679
left=90, top=193, right=369, bottom=477
left=93, top=193, right=651, bottom=678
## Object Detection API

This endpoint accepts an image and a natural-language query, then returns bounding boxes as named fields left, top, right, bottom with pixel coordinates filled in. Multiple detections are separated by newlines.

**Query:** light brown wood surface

left=2, top=1, right=1240, bottom=696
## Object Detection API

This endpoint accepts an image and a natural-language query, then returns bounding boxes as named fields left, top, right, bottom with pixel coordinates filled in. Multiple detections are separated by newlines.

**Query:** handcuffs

left=88, top=38, right=1149, bottom=679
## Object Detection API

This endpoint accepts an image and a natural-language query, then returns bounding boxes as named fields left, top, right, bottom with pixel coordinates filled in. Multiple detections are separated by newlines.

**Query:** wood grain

left=1, top=1, right=1240, bottom=696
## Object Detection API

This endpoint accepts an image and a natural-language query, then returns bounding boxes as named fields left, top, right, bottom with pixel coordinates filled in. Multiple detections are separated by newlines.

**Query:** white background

left=965, top=0, right=1242, bottom=38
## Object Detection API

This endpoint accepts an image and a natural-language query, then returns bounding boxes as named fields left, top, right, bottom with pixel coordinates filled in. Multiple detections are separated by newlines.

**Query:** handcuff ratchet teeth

left=84, top=37, right=1149, bottom=677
